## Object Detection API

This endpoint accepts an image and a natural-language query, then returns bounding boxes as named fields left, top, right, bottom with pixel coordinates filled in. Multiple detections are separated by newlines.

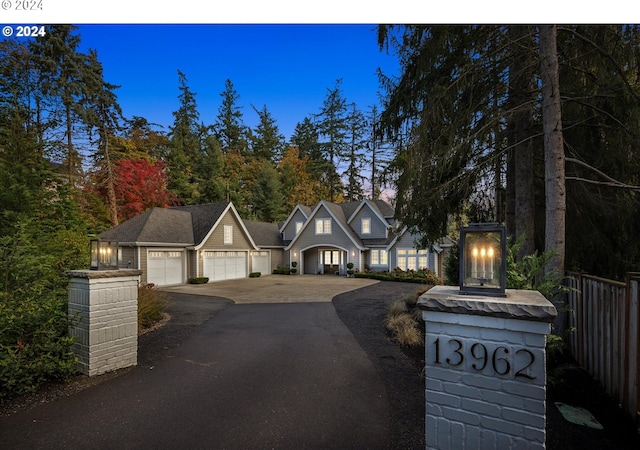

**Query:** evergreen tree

left=82, top=49, right=123, bottom=225
left=250, top=104, right=286, bottom=163
left=251, top=160, right=286, bottom=222
left=196, top=126, right=226, bottom=203
left=316, top=79, right=349, bottom=202
left=343, top=103, right=367, bottom=201
left=167, top=70, right=201, bottom=204
left=29, top=25, right=89, bottom=185
left=215, top=79, right=248, bottom=155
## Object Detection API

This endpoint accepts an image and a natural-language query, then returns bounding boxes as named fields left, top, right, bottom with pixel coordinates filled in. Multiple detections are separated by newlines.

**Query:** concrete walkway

left=161, top=274, right=379, bottom=303
left=0, top=279, right=393, bottom=449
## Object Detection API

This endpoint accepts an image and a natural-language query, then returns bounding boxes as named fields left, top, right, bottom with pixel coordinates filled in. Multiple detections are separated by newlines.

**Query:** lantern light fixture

left=90, top=239, right=119, bottom=271
left=459, top=223, right=506, bottom=297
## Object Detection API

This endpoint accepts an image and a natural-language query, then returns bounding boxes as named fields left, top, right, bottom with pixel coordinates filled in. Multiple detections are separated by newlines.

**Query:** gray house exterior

left=283, top=199, right=453, bottom=277
left=100, top=199, right=452, bottom=286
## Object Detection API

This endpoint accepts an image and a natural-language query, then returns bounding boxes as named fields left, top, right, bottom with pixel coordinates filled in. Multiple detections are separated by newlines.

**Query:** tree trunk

left=102, top=127, right=119, bottom=226
left=509, top=25, right=536, bottom=260
left=540, top=25, right=566, bottom=277
left=540, top=24, right=567, bottom=332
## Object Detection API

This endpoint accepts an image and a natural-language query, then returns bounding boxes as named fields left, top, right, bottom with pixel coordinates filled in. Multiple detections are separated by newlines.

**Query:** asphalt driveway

left=161, top=274, right=379, bottom=303
left=0, top=277, right=425, bottom=449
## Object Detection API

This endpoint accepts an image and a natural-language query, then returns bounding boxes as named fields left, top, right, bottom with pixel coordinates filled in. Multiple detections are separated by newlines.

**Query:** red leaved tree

left=113, top=158, right=179, bottom=221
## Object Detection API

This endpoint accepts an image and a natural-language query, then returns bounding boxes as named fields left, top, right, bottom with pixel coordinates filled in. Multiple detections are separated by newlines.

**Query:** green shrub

left=188, top=277, right=209, bottom=284
left=355, top=268, right=443, bottom=285
left=273, top=265, right=292, bottom=275
left=0, top=222, right=83, bottom=398
left=138, top=285, right=166, bottom=332
left=249, top=272, right=261, bottom=278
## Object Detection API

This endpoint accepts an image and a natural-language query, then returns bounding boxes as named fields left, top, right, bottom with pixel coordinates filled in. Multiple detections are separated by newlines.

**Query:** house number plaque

left=429, top=337, right=538, bottom=380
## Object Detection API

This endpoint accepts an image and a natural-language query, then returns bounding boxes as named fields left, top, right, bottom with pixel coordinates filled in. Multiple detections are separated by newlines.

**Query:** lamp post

left=90, top=239, right=119, bottom=270
left=459, top=223, right=506, bottom=297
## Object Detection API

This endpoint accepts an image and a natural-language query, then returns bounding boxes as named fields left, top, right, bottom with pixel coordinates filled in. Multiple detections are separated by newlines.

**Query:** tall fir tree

left=215, top=79, right=248, bottom=155
left=343, top=103, right=367, bottom=201
left=316, top=79, right=349, bottom=202
left=250, top=104, right=286, bottom=163
left=167, top=70, right=201, bottom=204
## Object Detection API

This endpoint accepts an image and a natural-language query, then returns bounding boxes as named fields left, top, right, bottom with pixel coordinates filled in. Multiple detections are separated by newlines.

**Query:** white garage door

left=147, top=251, right=184, bottom=286
left=203, top=251, right=247, bottom=281
left=251, top=251, right=270, bottom=275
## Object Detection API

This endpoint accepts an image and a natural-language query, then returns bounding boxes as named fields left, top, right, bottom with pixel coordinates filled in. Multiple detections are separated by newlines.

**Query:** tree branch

left=565, top=157, right=640, bottom=191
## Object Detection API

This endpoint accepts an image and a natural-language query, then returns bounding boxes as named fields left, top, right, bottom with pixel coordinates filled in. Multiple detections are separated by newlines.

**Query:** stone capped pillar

left=418, top=286, right=557, bottom=450
left=67, top=269, right=142, bottom=376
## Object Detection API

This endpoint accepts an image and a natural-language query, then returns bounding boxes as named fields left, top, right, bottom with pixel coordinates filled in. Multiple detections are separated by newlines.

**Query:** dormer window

left=295, top=221, right=303, bottom=235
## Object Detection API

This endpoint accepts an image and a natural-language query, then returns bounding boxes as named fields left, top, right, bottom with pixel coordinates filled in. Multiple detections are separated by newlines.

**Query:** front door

left=322, top=250, right=341, bottom=275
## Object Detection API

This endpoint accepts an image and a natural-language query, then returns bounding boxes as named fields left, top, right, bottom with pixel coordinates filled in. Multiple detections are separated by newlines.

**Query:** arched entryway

left=301, top=246, right=347, bottom=275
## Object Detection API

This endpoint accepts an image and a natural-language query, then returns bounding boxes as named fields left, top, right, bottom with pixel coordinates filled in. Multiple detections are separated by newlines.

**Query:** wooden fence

left=566, top=272, right=640, bottom=426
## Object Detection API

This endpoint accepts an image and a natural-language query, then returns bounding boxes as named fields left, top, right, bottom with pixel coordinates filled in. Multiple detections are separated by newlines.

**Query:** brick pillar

left=67, top=270, right=142, bottom=377
left=418, top=286, right=557, bottom=450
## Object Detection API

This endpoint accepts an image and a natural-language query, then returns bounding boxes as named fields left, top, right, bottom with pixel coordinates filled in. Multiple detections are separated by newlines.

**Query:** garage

left=203, top=251, right=248, bottom=281
left=147, top=250, right=184, bottom=286
left=251, top=251, right=270, bottom=275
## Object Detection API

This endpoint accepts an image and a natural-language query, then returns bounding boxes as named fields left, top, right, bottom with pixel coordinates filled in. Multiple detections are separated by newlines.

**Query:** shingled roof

left=100, top=202, right=235, bottom=246
left=242, top=220, right=284, bottom=247
left=99, top=208, right=195, bottom=245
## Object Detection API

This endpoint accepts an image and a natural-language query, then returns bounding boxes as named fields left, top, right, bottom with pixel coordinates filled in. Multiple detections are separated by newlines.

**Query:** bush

left=138, top=285, right=166, bottom=332
left=355, top=268, right=443, bottom=285
left=0, top=292, right=78, bottom=397
left=273, top=265, right=292, bottom=275
left=249, top=272, right=261, bottom=278
left=384, top=301, right=424, bottom=347
left=0, top=222, right=83, bottom=398
left=188, top=277, right=209, bottom=284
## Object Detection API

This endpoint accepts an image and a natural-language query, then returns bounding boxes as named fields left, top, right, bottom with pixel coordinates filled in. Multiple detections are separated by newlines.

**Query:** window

left=315, top=218, right=331, bottom=235
left=295, top=221, right=303, bottom=235
left=397, top=248, right=428, bottom=271
left=224, top=225, right=233, bottom=244
left=370, top=249, right=388, bottom=266
left=361, top=217, right=371, bottom=235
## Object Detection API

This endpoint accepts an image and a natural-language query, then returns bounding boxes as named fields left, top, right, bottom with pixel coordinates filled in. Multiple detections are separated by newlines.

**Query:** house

left=99, top=199, right=452, bottom=286
left=281, top=199, right=453, bottom=277
left=99, top=202, right=284, bottom=286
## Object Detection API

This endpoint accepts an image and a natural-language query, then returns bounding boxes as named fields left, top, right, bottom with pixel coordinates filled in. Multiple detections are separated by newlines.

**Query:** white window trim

left=295, top=221, right=303, bottom=235
left=315, top=218, right=331, bottom=235
left=370, top=249, right=388, bottom=266
left=361, top=217, right=371, bottom=235
left=224, top=225, right=233, bottom=245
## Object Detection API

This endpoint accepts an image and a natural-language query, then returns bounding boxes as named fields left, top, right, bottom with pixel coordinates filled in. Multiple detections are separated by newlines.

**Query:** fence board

left=566, top=272, right=637, bottom=426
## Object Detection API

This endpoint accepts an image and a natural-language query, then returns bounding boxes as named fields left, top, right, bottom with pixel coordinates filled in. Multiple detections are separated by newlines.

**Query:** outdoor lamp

left=459, top=223, right=506, bottom=297
left=90, top=239, right=119, bottom=270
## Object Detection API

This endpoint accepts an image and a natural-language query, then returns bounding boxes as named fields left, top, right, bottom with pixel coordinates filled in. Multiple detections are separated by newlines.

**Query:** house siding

left=139, top=246, right=148, bottom=284
left=351, top=205, right=387, bottom=239
left=282, top=209, right=308, bottom=242
left=202, top=212, right=252, bottom=250
left=119, top=246, right=136, bottom=270
left=188, top=250, right=198, bottom=279
left=291, top=205, right=360, bottom=274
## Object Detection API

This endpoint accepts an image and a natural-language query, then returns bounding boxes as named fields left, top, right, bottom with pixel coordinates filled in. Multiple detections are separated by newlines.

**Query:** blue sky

left=75, top=24, right=400, bottom=141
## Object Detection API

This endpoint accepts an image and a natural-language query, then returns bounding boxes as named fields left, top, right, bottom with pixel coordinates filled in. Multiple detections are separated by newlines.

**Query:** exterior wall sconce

left=459, top=223, right=506, bottom=297
left=90, top=239, right=119, bottom=270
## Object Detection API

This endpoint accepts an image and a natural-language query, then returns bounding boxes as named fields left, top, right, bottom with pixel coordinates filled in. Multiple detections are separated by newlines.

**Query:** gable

left=285, top=201, right=365, bottom=251
left=350, top=203, right=388, bottom=239
left=281, top=208, right=309, bottom=242
left=198, top=206, right=256, bottom=250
